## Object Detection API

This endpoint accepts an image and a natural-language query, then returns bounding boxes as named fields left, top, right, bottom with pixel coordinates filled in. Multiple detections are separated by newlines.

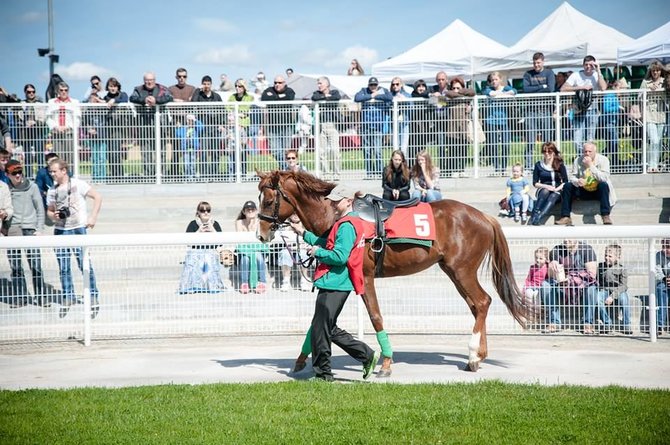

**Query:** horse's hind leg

left=442, top=264, right=492, bottom=372
left=362, top=283, right=393, bottom=377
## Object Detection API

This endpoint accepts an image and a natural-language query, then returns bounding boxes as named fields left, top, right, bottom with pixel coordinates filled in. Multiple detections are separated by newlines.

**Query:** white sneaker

left=280, top=280, right=291, bottom=292
left=300, top=279, right=312, bottom=292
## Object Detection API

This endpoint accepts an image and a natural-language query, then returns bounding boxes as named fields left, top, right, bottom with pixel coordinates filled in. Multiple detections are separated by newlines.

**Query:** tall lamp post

left=37, top=0, right=58, bottom=78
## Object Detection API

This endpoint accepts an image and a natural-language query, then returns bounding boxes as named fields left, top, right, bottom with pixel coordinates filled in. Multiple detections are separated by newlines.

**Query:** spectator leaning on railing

left=560, top=55, right=607, bottom=153
left=354, top=76, right=392, bottom=179
left=261, top=75, right=296, bottom=171
left=522, top=52, right=555, bottom=172
left=129, top=72, right=173, bottom=177
left=45, top=81, right=80, bottom=165
left=311, top=76, right=342, bottom=180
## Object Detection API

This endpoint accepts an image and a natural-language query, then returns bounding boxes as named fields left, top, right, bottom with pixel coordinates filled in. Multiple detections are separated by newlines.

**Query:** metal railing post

left=313, top=102, right=321, bottom=177
left=155, top=108, right=162, bottom=185
left=472, top=95, right=480, bottom=178
left=641, top=90, right=648, bottom=174
left=649, top=239, right=657, bottom=342
left=82, top=246, right=92, bottom=346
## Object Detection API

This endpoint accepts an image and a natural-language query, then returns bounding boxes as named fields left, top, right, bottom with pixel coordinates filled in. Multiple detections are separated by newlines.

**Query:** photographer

left=560, top=55, right=607, bottom=153
left=46, top=159, right=102, bottom=318
left=655, top=239, right=670, bottom=335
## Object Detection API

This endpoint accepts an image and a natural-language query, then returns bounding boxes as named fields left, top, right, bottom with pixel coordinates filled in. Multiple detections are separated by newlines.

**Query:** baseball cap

left=368, top=77, right=379, bottom=85
left=6, top=159, right=23, bottom=174
left=326, top=184, right=357, bottom=202
left=243, top=200, right=257, bottom=210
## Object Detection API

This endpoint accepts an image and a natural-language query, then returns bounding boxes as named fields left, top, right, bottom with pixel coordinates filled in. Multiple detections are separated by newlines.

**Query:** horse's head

left=256, top=170, right=337, bottom=242
left=256, top=170, right=297, bottom=243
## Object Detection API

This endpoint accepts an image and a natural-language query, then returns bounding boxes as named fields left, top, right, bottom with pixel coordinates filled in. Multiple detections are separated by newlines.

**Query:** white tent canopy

left=371, top=19, right=510, bottom=80
left=498, top=2, right=634, bottom=73
left=617, top=21, right=670, bottom=65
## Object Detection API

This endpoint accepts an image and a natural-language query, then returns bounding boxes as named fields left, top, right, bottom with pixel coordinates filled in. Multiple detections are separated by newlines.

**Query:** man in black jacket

left=191, top=75, right=223, bottom=179
left=261, top=75, right=296, bottom=170
left=129, top=72, right=173, bottom=177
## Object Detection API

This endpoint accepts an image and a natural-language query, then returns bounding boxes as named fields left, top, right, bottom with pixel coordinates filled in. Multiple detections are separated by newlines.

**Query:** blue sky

left=2, top=0, right=667, bottom=98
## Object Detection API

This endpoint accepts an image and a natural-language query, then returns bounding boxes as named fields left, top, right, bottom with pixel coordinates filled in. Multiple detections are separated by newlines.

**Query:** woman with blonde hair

left=639, top=60, right=667, bottom=172
left=347, top=59, right=364, bottom=76
left=227, top=78, right=254, bottom=179
left=410, top=150, right=441, bottom=202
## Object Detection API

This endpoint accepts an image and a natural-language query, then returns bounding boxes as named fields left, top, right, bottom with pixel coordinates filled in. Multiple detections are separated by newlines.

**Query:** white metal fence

left=2, top=88, right=668, bottom=184
left=0, top=226, right=668, bottom=345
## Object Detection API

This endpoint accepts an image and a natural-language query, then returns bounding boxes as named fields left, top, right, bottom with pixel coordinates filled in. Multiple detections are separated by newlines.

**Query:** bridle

left=258, top=181, right=296, bottom=232
left=258, top=179, right=314, bottom=283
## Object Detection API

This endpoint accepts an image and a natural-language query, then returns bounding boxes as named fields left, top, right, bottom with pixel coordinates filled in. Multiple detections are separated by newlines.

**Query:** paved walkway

left=1, top=334, right=669, bottom=390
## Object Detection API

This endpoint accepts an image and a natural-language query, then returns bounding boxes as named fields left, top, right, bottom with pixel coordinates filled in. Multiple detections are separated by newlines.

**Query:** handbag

left=554, top=264, right=567, bottom=283
left=467, top=118, right=486, bottom=144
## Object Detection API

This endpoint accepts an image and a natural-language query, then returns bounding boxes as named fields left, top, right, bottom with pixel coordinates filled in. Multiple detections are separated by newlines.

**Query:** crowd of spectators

left=0, top=55, right=667, bottom=186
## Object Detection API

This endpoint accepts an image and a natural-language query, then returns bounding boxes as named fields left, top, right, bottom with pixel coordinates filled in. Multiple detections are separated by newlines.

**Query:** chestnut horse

left=256, top=170, right=532, bottom=375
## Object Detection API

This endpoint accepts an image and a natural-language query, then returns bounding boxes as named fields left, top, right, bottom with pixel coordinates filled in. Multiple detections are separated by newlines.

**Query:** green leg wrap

left=376, top=330, right=393, bottom=359
left=300, top=327, right=312, bottom=356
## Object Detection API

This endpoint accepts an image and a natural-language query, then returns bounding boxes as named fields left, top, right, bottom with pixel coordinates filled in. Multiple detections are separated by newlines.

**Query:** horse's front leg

left=362, top=281, right=393, bottom=378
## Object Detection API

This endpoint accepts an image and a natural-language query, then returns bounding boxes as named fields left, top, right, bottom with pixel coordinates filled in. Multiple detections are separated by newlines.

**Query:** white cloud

left=193, top=18, right=237, bottom=33
left=19, top=11, right=44, bottom=23
left=194, top=45, right=253, bottom=65
left=56, top=62, right=114, bottom=81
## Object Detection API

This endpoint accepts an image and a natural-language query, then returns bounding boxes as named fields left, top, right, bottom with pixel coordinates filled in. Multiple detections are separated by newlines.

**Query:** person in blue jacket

left=354, top=77, right=392, bottom=179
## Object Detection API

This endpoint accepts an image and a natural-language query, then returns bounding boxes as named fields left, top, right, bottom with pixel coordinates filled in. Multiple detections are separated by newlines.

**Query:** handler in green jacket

left=289, top=184, right=380, bottom=382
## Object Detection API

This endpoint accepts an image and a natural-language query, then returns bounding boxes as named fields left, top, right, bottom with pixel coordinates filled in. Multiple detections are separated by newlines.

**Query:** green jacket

left=303, top=220, right=356, bottom=292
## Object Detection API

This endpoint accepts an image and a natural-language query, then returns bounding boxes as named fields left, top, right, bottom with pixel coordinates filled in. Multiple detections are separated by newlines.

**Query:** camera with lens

left=57, top=207, right=71, bottom=219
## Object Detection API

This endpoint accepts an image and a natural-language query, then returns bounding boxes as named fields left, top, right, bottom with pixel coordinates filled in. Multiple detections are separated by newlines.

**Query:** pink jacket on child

left=524, top=263, right=548, bottom=290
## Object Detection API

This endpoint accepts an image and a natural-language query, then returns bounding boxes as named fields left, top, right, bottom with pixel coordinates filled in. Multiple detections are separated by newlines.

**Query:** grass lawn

left=1, top=381, right=668, bottom=444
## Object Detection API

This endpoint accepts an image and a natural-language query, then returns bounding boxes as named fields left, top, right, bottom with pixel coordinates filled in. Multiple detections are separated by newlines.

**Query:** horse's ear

left=255, top=169, right=266, bottom=179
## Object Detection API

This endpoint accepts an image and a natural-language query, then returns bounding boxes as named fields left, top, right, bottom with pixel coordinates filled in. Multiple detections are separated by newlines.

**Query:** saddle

left=353, top=194, right=420, bottom=278
left=354, top=194, right=419, bottom=223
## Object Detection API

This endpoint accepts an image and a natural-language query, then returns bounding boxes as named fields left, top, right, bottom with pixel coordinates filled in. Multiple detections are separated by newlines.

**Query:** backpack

left=573, top=89, right=593, bottom=114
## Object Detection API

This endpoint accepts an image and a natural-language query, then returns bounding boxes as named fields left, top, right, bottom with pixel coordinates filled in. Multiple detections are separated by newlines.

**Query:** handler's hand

left=289, top=220, right=305, bottom=237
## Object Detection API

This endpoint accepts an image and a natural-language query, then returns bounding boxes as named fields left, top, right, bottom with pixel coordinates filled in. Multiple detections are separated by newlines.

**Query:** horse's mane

left=270, top=170, right=335, bottom=201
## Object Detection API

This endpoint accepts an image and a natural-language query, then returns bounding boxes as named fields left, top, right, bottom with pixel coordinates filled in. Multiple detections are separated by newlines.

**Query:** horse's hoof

left=466, top=361, right=480, bottom=372
left=376, top=368, right=392, bottom=378
left=291, top=361, right=306, bottom=374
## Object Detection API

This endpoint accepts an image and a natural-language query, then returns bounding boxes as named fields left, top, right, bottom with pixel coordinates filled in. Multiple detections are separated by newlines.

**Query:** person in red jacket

left=289, top=184, right=380, bottom=382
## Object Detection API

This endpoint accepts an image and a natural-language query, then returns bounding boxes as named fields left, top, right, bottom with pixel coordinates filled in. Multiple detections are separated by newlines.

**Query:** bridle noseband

left=258, top=182, right=296, bottom=232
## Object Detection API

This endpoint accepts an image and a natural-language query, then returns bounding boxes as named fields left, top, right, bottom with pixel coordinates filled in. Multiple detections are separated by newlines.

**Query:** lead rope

left=277, top=227, right=315, bottom=286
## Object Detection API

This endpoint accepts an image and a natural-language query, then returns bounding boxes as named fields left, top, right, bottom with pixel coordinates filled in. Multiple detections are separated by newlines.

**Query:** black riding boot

left=531, top=192, right=561, bottom=225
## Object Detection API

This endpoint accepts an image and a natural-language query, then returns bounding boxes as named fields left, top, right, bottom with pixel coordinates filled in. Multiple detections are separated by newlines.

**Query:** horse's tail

left=486, top=215, right=535, bottom=328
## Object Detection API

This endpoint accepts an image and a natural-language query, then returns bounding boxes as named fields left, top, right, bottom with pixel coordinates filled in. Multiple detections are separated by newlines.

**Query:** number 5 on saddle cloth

left=353, top=195, right=436, bottom=277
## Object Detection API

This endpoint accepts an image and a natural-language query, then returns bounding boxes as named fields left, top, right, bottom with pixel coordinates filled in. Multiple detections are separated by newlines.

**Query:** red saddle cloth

left=371, top=202, right=436, bottom=241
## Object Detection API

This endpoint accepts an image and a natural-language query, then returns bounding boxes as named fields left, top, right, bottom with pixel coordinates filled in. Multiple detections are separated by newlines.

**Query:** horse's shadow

left=213, top=350, right=509, bottom=379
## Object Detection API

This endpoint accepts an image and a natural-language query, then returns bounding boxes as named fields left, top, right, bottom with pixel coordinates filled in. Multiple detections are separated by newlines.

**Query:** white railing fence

left=2, top=88, right=666, bottom=184
left=0, top=226, right=668, bottom=346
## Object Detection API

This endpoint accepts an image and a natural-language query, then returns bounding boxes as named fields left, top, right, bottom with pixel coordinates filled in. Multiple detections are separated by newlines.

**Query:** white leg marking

left=468, top=332, right=482, bottom=364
